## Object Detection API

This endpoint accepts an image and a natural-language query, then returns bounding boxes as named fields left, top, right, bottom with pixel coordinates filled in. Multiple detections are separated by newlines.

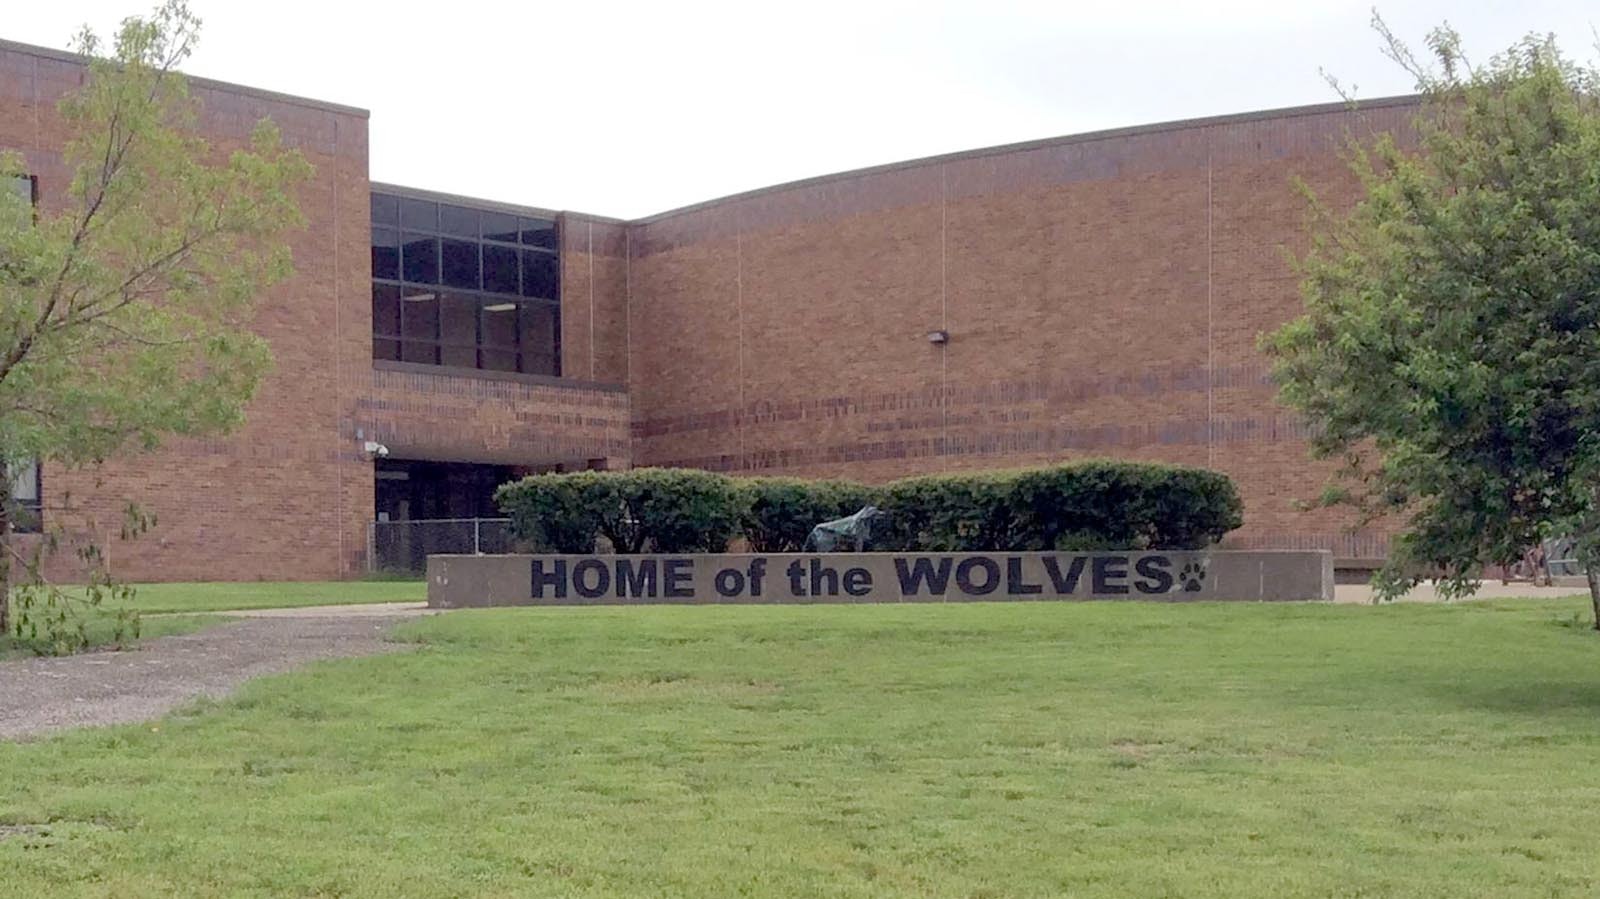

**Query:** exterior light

left=483, top=302, right=517, bottom=312
left=926, top=329, right=949, bottom=345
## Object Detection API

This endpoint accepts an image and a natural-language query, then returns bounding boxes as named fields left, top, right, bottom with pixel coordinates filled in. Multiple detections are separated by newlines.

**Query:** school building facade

left=0, top=37, right=1412, bottom=581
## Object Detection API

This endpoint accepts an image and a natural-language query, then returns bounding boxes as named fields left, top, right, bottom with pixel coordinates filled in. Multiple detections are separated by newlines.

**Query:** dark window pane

left=401, top=287, right=440, bottom=344
left=521, top=250, right=559, bottom=299
left=441, top=343, right=476, bottom=368
left=480, top=349, right=519, bottom=372
left=372, top=284, right=401, bottom=336
left=402, top=234, right=439, bottom=284
left=371, top=228, right=400, bottom=280
left=481, top=300, right=520, bottom=348
left=482, top=211, right=519, bottom=243
left=9, top=174, right=33, bottom=206
left=373, top=337, right=401, bottom=361
left=370, top=194, right=398, bottom=225
left=522, top=352, right=558, bottom=377
left=439, top=205, right=478, bottom=237
left=401, top=340, right=439, bottom=365
left=519, top=303, right=559, bottom=375
left=441, top=239, right=479, bottom=289
left=399, top=198, right=438, bottom=230
left=520, top=217, right=557, bottom=249
left=440, top=293, right=478, bottom=368
left=483, top=244, right=519, bottom=294
left=9, top=461, right=40, bottom=533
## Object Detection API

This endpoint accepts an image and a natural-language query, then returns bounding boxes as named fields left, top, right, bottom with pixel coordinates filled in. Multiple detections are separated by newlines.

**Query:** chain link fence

left=368, top=517, right=521, bottom=576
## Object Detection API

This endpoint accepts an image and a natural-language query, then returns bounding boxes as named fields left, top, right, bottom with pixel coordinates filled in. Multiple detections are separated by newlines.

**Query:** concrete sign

left=427, top=551, right=1333, bottom=608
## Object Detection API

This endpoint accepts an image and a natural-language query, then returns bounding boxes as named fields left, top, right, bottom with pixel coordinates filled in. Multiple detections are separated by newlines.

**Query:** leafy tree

left=1265, top=18, right=1600, bottom=624
left=0, top=0, right=311, bottom=650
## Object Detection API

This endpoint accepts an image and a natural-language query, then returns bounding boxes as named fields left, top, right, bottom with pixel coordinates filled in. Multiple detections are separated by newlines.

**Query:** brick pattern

left=3, top=42, right=632, bottom=581
left=356, top=366, right=630, bottom=466
left=620, top=101, right=1420, bottom=560
left=2, top=42, right=377, bottom=582
left=557, top=214, right=630, bottom=384
left=3, top=33, right=1418, bottom=575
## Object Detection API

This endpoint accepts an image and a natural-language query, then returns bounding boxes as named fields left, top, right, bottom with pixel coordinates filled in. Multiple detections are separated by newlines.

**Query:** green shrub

left=879, top=461, right=1242, bottom=552
left=610, top=468, right=742, bottom=553
left=494, top=470, right=608, bottom=553
left=876, top=470, right=1025, bottom=552
left=497, top=468, right=742, bottom=554
left=1009, top=461, right=1236, bottom=551
left=499, top=461, right=1241, bottom=555
left=737, top=477, right=878, bottom=552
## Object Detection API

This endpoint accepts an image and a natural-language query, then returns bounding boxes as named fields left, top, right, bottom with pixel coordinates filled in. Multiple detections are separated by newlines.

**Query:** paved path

left=0, top=611, right=427, bottom=741
left=210, top=601, right=429, bottom=618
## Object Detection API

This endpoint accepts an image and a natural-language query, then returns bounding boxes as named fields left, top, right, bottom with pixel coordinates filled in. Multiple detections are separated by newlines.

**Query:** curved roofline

left=631, top=93, right=1419, bottom=225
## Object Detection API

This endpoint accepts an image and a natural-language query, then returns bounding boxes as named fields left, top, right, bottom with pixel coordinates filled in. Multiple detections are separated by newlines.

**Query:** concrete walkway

left=211, top=601, right=430, bottom=618
left=0, top=611, right=426, bottom=741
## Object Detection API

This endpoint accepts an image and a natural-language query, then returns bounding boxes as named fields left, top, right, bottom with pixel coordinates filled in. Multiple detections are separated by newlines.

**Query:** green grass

left=4, top=579, right=420, bottom=656
left=44, top=579, right=425, bottom=615
left=0, top=608, right=217, bottom=659
left=4, top=597, right=1600, bottom=896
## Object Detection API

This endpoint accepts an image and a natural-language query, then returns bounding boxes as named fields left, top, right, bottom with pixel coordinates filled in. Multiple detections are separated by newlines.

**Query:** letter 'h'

left=531, top=559, right=567, bottom=598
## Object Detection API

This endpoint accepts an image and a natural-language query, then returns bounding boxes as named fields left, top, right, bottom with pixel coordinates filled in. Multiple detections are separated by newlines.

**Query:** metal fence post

left=474, top=518, right=482, bottom=555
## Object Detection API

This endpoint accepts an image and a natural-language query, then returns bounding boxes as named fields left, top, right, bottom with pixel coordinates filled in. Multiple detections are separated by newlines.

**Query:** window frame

left=7, top=460, right=42, bottom=534
left=370, top=192, right=561, bottom=378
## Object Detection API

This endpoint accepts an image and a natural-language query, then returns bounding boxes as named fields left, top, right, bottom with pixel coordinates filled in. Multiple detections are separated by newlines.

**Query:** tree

left=1265, top=18, right=1600, bottom=625
left=0, top=0, right=311, bottom=649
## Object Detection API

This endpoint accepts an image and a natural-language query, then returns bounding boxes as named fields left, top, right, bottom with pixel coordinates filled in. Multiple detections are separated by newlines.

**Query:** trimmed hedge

left=497, top=461, right=1242, bottom=555
left=877, top=462, right=1242, bottom=552
left=737, top=477, right=878, bottom=552
left=496, top=468, right=740, bottom=554
left=494, top=470, right=609, bottom=553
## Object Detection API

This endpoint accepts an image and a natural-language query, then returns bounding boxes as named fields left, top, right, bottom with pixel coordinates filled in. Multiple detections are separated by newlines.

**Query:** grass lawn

left=40, top=579, right=426, bottom=615
left=3, top=580, right=421, bottom=655
left=0, top=608, right=216, bottom=659
left=4, top=596, right=1600, bottom=896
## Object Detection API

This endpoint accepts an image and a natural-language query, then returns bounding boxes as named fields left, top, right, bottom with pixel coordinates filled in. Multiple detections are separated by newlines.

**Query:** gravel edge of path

left=0, top=613, right=424, bottom=741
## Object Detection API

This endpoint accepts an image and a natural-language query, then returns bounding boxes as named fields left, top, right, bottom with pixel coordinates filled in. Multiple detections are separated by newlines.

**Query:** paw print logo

left=1179, top=561, right=1207, bottom=592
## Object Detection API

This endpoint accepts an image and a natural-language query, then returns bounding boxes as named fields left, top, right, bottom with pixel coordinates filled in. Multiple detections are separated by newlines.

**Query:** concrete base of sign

left=427, top=550, right=1334, bottom=608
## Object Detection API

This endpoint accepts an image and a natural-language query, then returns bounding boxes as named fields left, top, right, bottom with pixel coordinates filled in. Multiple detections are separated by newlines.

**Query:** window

left=8, top=173, right=33, bottom=205
left=1, top=183, right=41, bottom=533
left=370, top=191, right=560, bottom=377
left=8, top=460, right=41, bottom=533
left=401, top=233, right=439, bottom=284
left=441, top=238, right=479, bottom=289
left=371, top=228, right=400, bottom=280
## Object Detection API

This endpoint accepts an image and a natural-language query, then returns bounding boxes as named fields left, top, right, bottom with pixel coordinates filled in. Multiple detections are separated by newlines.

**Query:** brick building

left=1, top=37, right=1410, bottom=581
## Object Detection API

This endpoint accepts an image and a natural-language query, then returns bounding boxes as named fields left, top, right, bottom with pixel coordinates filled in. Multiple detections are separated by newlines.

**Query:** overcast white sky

left=6, top=1, right=1599, bottom=218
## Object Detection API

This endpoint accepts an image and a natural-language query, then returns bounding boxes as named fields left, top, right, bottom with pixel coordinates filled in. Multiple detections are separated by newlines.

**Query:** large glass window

left=6, top=180, right=40, bottom=533
left=370, top=192, right=560, bottom=376
left=8, top=460, right=40, bottom=534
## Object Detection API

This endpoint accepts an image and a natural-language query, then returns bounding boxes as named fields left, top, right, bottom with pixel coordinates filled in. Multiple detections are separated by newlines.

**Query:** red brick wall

left=4, top=31, right=1419, bottom=575
left=2, top=40, right=376, bottom=581
left=622, top=99, right=1418, bottom=559
left=558, top=214, right=630, bottom=384
left=3, top=40, right=633, bottom=582
left=356, top=365, right=629, bottom=468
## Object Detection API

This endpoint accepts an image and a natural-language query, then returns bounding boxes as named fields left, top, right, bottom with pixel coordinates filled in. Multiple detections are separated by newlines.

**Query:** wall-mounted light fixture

left=926, top=329, right=949, bottom=345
